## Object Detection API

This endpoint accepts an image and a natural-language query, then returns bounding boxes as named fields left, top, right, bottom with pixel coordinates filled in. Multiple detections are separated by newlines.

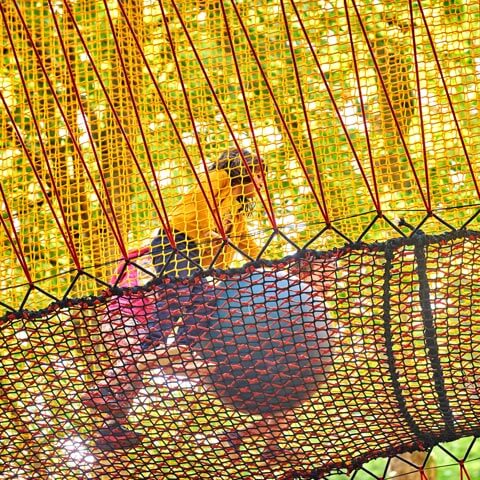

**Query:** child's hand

left=209, top=230, right=224, bottom=240
left=209, top=230, right=226, bottom=250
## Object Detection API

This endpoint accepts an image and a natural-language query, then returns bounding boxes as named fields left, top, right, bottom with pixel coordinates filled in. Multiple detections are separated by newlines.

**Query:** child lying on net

left=81, top=148, right=266, bottom=451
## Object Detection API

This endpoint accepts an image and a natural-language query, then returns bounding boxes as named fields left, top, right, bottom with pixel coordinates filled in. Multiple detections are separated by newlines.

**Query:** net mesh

left=1, top=1, right=480, bottom=478
left=3, top=231, right=480, bottom=479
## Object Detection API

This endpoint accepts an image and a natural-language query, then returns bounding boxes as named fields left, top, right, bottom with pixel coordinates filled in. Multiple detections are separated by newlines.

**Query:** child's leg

left=81, top=338, right=194, bottom=452
left=81, top=290, right=185, bottom=428
left=148, top=230, right=203, bottom=344
left=147, top=230, right=217, bottom=348
left=81, top=291, right=155, bottom=416
left=82, top=232, right=206, bottom=450
left=82, top=343, right=190, bottom=416
left=151, top=230, right=201, bottom=278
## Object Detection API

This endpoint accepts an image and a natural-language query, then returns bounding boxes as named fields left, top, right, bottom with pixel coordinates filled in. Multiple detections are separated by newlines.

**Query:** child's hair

left=209, top=148, right=265, bottom=187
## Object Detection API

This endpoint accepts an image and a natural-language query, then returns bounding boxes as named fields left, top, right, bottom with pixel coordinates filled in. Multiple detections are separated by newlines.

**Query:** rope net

left=1, top=1, right=480, bottom=478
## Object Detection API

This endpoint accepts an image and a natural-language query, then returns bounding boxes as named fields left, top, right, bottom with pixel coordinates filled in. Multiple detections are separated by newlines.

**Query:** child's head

left=209, top=148, right=266, bottom=189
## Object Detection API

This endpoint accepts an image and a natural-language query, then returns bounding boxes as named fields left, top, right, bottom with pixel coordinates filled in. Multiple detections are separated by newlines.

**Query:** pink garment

left=99, top=247, right=156, bottom=359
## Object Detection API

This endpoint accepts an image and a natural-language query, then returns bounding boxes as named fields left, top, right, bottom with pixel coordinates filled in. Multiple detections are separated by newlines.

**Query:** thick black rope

left=382, top=241, right=425, bottom=441
left=413, top=232, right=455, bottom=435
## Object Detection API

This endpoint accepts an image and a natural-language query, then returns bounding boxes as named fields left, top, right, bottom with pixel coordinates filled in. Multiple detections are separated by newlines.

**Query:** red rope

left=0, top=91, right=79, bottom=268
left=9, top=2, right=127, bottom=260
left=215, top=4, right=276, bottom=231
left=155, top=0, right=227, bottom=237
left=109, top=246, right=151, bottom=285
left=61, top=1, right=176, bottom=248
left=169, top=0, right=278, bottom=229
left=100, top=0, right=228, bottom=247
left=279, top=0, right=331, bottom=223
left=229, top=0, right=329, bottom=226
left=114, top=0, right=229, bottom=242
left=218, top=2, right=274, bottom=228
left=350, top=0, right=431, bottom=211
left=0, top=5, right=81, bottom=268
left=408, top=0, right=432, bottom=211
left=101, top=1, right=176, bottom=246
left=0, top=183, right=32, bottom=283
left=344, top=0, right=381, bottom=212
left=416, top=0, right=479, bottom=200
left=46, top=0, right=128, bottom=259
left=290, top=0, right=383, bottom=214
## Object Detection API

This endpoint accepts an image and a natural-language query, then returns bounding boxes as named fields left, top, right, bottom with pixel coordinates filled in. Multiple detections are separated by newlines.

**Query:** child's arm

left=234, top=215, right=261, bottom=261
left=169, top=169, right=230, bottom=242
left=219, top=211, right=260, bottom=260
left=207, top=213, right=260, bottom=270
